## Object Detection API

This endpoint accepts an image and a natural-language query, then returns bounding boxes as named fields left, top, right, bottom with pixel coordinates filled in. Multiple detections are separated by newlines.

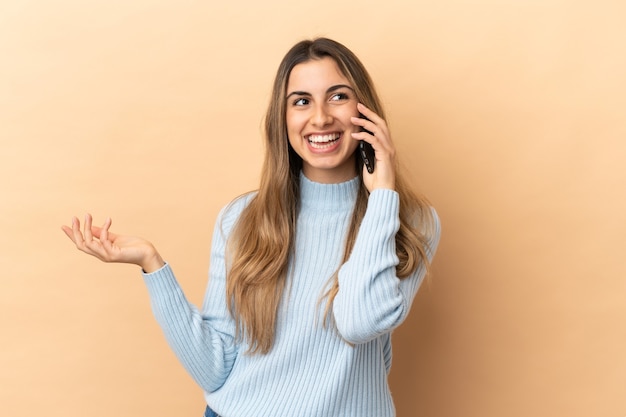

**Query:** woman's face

left=285, top=57, right=360, bottom=184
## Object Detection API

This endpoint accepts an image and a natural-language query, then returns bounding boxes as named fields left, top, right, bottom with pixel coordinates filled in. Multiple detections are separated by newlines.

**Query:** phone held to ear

left=359, top=141, right=375, bottom=174
left=358, top=114, right=375, bottom=173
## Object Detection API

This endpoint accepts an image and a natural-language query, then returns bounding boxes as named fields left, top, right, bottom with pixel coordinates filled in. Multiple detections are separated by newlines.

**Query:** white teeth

left=307, top=133, right=340, bottom=143
left=306, top=133, right=340, bottom=149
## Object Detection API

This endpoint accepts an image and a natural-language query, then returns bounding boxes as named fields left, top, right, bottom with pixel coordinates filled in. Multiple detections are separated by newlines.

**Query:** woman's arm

left=61, top=210, right=241, bottom=392
left=333, top=197, right=441, bottom=344
left=141, top=218, right=239, bottom=392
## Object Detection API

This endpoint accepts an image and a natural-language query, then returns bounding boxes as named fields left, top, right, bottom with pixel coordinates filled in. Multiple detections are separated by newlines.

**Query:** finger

left=351, top=116, right=379, bottom=138
left=71, top=216, right=85, bottom=245
left=90, top=225, right=102, bottom=239
left=350, top=129, right=374, bottom=143
left=100, top=218, right=112, bottom=247
left=350, top=118, right=384, bottom=149
left=84, top=213, right=94, bottom=242
left=71, top=216, right=98, bottom=255
left=82, top=215, right=107, bottom=253
left=61, top=224, right=75, bottom=242
left=97, top=218, right=120, bottom=262
left=90, top=218, right=111, bottom=240
left=357, top=103, right=386, bottom=126
left=357, top=103, right=392, bottom=140
left=350, top=127, right=392, bottom=157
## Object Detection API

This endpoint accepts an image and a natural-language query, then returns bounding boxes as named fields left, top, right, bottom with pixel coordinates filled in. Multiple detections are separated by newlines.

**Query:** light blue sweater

left=142, top=173, right=440, bottom=417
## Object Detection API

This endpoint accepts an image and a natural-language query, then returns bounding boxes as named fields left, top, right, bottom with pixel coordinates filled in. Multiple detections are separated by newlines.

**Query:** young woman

left=62, top=38, right=441, bottom=417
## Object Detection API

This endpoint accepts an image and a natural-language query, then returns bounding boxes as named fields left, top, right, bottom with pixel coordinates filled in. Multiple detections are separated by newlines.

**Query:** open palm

left=61, top=214, right=164, bottom=272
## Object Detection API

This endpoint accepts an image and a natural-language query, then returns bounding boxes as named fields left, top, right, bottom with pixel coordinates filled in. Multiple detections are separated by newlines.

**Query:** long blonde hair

left=225, top=38, right=435, bottom=354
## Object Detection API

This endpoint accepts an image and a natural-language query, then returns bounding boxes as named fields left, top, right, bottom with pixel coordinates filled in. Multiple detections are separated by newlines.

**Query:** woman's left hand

left=351, top=102, right=396, bottom=192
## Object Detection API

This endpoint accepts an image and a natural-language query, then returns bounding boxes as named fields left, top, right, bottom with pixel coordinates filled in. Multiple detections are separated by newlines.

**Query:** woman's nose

left=311, top=104, right=333, bottom=127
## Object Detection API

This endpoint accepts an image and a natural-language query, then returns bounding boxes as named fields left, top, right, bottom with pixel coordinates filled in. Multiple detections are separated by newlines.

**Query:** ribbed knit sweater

left=142, top=173, right=440, bottom=417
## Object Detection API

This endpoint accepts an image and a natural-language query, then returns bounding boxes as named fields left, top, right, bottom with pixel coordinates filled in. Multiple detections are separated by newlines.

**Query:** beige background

left=1, top=0, right=625, bottom=416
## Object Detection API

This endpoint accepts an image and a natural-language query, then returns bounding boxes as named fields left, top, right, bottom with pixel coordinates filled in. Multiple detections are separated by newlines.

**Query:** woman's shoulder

left=216, top=190, right=258, bottom=231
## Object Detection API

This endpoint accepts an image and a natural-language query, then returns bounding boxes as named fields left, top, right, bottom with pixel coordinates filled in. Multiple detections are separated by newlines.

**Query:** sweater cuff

left=142, top=262, right=182, bottom=300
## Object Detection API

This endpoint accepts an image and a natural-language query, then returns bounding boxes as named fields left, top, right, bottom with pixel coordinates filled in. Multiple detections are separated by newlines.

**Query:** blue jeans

left=204, top=406, right=219, bottom=417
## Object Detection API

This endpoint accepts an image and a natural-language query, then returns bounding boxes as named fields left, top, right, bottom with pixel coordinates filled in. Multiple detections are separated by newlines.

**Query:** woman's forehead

left=287, top=57, right=351, bottom=92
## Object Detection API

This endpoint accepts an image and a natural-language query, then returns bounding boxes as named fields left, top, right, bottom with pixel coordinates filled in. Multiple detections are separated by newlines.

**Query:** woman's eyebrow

left=326, top=84, right=355, bottom=94
left=286, top=84, right=355, bottom=99
left=286, top=90, right=310, bottom=100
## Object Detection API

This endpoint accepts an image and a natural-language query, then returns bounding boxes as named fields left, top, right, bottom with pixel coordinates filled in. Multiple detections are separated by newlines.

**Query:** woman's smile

left=305, top=132, right=342, bottom=151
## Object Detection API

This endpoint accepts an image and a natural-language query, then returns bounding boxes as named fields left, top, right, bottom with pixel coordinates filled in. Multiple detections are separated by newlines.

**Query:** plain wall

left=1, top=1, right=624, bottom=416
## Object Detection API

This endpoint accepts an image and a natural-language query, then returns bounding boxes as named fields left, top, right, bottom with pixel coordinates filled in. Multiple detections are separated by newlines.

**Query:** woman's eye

left=330, top=92, right=349, bottom=102
left=294, top=98, right=309, bottom=106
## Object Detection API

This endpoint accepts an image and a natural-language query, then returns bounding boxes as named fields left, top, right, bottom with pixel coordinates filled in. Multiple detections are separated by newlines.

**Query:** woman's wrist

left=141, top=249, right=165, bottom=273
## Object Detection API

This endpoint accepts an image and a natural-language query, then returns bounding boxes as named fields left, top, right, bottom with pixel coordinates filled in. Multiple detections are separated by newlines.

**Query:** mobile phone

left=358, top=114, right=375, bottom=173
left=359, top=141, right=375, bottom=174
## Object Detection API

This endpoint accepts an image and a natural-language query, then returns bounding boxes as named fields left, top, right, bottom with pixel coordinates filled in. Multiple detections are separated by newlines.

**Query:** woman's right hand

left=61, top=214, right=165, bottom=273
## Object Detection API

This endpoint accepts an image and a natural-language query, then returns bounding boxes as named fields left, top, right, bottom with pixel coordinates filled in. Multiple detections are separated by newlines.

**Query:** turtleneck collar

left=299, top=171, right=360, bottom=212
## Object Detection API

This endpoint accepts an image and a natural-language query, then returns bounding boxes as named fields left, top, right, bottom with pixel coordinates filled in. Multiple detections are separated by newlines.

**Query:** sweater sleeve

left=332, top=189, right=441, bottom=344
left=142, top=199, right=247, bottom=393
